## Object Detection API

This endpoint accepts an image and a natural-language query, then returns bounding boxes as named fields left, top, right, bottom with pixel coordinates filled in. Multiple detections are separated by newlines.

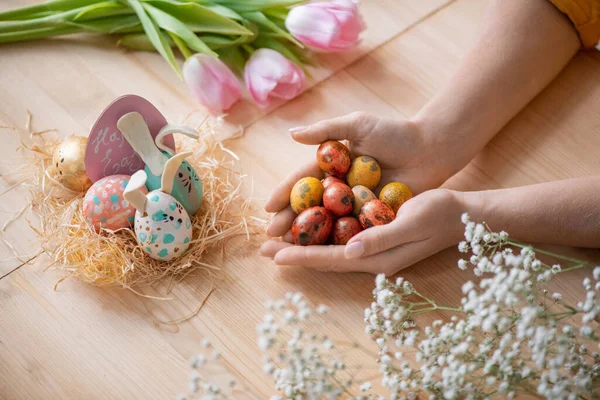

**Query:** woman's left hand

left=260, top=189, right=469, bottom=275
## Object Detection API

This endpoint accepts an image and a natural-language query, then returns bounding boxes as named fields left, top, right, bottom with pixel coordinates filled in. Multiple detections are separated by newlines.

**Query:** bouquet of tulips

left=0, top=0, right=365, bottom=114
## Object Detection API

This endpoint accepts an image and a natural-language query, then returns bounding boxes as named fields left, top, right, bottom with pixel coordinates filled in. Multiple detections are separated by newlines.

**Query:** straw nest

left=1, top=112, right=265, bottom=292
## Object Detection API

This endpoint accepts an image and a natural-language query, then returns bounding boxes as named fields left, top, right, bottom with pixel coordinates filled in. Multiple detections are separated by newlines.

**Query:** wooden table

left=1, top=0, right=599, bottom=398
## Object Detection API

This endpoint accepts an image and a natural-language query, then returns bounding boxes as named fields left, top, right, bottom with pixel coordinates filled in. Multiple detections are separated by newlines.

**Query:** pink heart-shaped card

left=84, top=95, right=176, bottom=182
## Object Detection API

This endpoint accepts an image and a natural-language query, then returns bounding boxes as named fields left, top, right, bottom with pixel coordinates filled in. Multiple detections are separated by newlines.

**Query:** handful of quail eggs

left=289, top=140, right=413, bottom=246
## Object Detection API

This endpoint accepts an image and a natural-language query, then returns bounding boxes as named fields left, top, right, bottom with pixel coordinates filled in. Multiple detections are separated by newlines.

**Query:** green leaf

left=118, top=33, right=161, bottom=50
left=73, top=1, right=133, bottom=22
left=142, top=0, right=253, bottom=35
left=241, top=11, right=302, bottom=48
left=124, top=0, right=181, bottom=77
left=0, top=7, right=85, bottom=33
left=203, top=4, right=243, bottom=21
left=0, top=25, right=81, bottom=43
left=66, top=15, right=142, bottom=34
left=208, top=0, right=304, bottom=12
left=262, top=7, right=290, bottom=22
left=216, top=46, right=246, bottom=75
left=143, top=3, right=216, bottom=56
left=0, top=0, right=105, bottom=21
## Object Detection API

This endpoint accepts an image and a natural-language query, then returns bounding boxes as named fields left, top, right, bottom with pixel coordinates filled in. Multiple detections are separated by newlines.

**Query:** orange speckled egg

left=317, top=140, right=351, bottom=177
left=83, top=174, right=147, bottom=232
left=379, top=182, right=413, bottom=214
left=359, top=199, right=395, bottom=229
left=290, top=177, right=324, bottom=214
left=347, top=156, right=381, bottom=190
left=351, top=185, right=376, bottom=217
left=332, top=216, right=362, bottom=245
left=292, top=207, right=333, bottom=246
left=322, top=175, right=345, bottom=189
left=323, top=182, right=354, bottom=217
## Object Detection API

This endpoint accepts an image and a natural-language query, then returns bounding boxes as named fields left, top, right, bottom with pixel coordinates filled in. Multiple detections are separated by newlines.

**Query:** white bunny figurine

left=124, top=152, right=193, bottom=261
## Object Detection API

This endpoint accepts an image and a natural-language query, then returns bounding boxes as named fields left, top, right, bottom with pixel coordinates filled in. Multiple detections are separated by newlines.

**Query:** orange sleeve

left=549, top=0, right=600, bottom=49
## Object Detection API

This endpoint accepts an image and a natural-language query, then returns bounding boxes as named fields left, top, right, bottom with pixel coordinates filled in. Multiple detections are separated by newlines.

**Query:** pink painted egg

left=83, top=174, right=147, bottom=232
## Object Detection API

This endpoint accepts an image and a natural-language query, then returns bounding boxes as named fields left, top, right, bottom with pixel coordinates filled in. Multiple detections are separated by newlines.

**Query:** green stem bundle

left=0, top=0, right=308, bottom=78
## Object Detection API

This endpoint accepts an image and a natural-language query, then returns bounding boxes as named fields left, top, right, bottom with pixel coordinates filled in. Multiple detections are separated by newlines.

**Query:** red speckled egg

left=317, top=140, right=352, bottom=177
left=332, top=216, right=363, bottom=245
left=323, top=182, right=354, bottom=217
left=291, top=207, right=333, bottom=246
left=322, top=175, right=345, bottom=189
left=359, top=199, right=395, bottom=229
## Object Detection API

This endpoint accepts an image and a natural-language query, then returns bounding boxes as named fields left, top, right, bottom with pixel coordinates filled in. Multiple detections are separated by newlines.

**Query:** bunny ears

left=124, top=151, right=193, bottom=214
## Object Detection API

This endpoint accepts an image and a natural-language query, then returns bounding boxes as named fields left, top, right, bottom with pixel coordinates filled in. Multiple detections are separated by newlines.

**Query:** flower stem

left=507, top=241, right=592, bottom=266
left=168, top=31, right=192, bottom=59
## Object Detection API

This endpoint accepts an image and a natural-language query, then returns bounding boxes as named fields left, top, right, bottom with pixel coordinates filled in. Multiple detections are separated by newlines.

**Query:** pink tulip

left=182, top=54, right=242, bottom=115
left=244, top=48, right=306, bottom=108
left=285, top=0, right=365, bottom=52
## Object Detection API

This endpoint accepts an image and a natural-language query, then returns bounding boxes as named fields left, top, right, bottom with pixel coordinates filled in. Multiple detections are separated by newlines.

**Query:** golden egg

left=289, top=177, right=324, bottom=214
left=379, top=182, right=413, bottom=214
left=347, top=156, right=381, bottom=190
left=50, top=135, right=92, bottom=192
left=351, top=185, right=376, bottom=217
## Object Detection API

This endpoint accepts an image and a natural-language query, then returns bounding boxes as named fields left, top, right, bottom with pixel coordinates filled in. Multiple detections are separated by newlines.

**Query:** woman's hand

left=283, top=112, right=455, bottom=197
left=261, top=188, right=467, bottom=276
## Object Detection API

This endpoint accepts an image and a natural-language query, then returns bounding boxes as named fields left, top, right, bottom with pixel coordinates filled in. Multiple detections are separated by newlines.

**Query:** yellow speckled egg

left=379, top=182, right=413, bottom=214
left=290, top=177, right=324, bottom=214
left=352, top=185, right=376, bottom=217
left=347, top=156, right=381, bottom=190
left=50, top=135, right=92, bottom=192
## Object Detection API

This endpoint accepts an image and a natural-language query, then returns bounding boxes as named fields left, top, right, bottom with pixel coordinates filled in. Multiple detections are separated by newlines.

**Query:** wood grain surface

left=1, top=0, right=599, bottom=398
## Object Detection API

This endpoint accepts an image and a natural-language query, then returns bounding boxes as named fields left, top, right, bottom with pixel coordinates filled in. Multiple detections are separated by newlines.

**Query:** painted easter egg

left=144, top=152, right=203, bottom=215
left=332, top=216, right=362, bottom=245
left=379, top=182, right=413, bottom=214
left=84, top=95, right=175, bottom=182
left=135, top=191, right=192, bottom=261
left=352, top=185, right=376, bottom=217
left=49, top=135, right=92, bottom=192
left=322, top=175, right=345, bottom=189
left=290, top=177, right=324, bottom=214
left=317, top=140, right=352, bottom=177
left=323, top=182, right=354, bottom=217
left=359, top=199, right=395, bottom=229
left=291, top=206, right=333, bottom=246
left=347, top=156, right=381, bottom=190
left=83, top=174, right=145, bottom=232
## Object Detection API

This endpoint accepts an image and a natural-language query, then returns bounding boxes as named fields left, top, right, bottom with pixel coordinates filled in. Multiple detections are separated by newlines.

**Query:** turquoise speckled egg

left=135, top=191, right=192, bottom=261
left=144, top=151, right=203, bottom=216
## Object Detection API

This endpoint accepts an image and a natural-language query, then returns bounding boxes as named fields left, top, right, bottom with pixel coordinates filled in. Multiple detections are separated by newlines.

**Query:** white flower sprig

left=366, top=214, right=599, bottom=399
left=182, top=214, right=599, bottom=399
left=258, top=292, right=379, bottom=399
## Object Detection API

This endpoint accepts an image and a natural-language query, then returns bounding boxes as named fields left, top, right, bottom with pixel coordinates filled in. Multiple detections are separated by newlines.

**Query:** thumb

left=344, top=217, right=415, bottom=259
left=289, top=112, right=373, bottom=145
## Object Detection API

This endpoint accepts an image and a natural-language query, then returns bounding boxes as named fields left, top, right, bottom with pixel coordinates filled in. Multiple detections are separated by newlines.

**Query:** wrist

left=409, top=114, right=472, bottom=185
left=456, top=189, right=489, bottom=225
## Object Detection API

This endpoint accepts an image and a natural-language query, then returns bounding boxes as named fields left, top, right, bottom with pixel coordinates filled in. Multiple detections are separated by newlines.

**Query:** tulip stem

left=168, top=31, right=192, bottom=59
left=242, top=43, right=255, bottom=55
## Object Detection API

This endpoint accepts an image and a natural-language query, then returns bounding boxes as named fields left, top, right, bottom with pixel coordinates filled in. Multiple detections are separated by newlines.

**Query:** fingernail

left=345, top=241, right=365, bottom=259
left=289, top=126, right=307, bottom=135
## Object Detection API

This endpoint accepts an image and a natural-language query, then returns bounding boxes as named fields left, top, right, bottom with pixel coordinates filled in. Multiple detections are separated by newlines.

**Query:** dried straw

left=1, top=113, right=266, bottom=292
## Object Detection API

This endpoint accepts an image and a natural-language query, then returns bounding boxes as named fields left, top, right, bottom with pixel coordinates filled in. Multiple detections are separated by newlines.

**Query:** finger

left=273, top=238, right=434, bottom=275
left=290, top=112, right=374, bottom=145
left=265, top=160, right=323, bottom=213
left=273, top=245, right=367, bottom=272
left=259, top=240, right=293, bottom=258
left=283, top=230, right=293, bottom=243
left=266, top=207, right=296, bottom=237
left=344, top=216, right=419, bottom=259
